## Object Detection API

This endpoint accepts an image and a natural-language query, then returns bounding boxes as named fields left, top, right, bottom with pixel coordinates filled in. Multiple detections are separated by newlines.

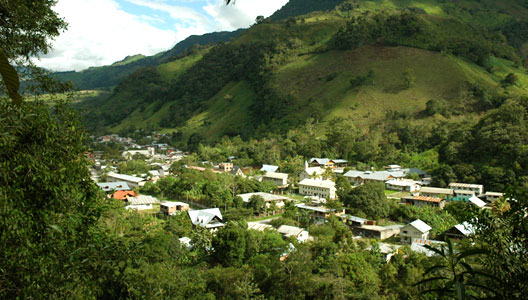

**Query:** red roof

left=411, top=196, right=443, bottom=203
left=112, top=190, right=137, bottom=200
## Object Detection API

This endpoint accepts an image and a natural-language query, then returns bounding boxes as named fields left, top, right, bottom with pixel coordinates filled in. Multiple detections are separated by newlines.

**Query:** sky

left=34, top=0, right=288, bottom=72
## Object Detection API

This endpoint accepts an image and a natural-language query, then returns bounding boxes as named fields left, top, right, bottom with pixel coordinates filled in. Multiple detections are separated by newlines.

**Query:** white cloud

left=34, top=0, right=289, bottom=72
left=203, top=0, right=288, bottom=30
left=34, top=0, right=178, bottom=71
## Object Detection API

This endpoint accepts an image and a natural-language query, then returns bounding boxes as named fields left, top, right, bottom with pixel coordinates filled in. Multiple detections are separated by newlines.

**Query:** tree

left=402, top=69, right=415, bottom=89
left=342, top=182, right=390, bottom=219
left=415, top=239, right=494, bottom=299
left=0, top=0, right=67, bottom=104
left=247, top=194, right=266, bottom=215
left=212, top=222, right=247, bottom=267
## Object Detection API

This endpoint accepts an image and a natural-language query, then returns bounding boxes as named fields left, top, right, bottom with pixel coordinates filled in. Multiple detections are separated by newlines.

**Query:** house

left=160, top=201, right=190, bottom=216
left=106, top=172, right=146, bottom=188
left=400, top=219, right=432, bottom=243
left=310, top=158, right=335, bottom=168
left=298, top=178, right=336, bottom=200
left=479, top=191, right=504, bottom=203
left=299, top=167, right=325, bottom=181
left=263, top=172, right=289, bottom=188
left=354, top=224, right=402, bottom=240
left=218, top=162, right=233, bottom=172
left=277, top=225, right=310, bottom=243
left=260, top=164, right=279, bottom=173
left=237, top=192, right=288, bottom=209
left=230, top=166, right=245, bottom=177
left=468, top=195, right=486, bottom=208
left=340, top=214, right=368, bottom=227
left=366, top=243, right=402, bottom=263
left=419, top=187, right=454, bottom=199
left=441, top=222, right=475, bottom=240
left=296, top=204, right=345, bottom=221
left=188, top=208, right=225, bottom=230
left=385, top=179, right=422, bottom=192
left=126, top=195, right=160, bottom=206
left=111, top=190, right=137, bottom=201
left=453, top=189, right=475, bottom=201
left=125, top=204, right=153, bottom=211
left=401, top=195, right=446, bottom=209
left=97, top=181, right=131, bottom=193
left=344, top=170, right=406, bottom=186
left=410, top=239, right=446, bottom=257
left=122, top=147, right=155, bottom=159
left=448, top=183, right=484, bottom=196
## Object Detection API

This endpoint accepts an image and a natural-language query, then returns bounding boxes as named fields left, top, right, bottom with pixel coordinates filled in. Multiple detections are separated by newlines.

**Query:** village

left=89, top=133, right=506, bottom=262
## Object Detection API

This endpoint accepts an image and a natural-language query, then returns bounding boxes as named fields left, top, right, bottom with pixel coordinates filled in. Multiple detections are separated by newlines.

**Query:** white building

left=385, top=179, right=421, bottom=192
left=400, top=219, right=432, bottom=243
left=236, top=192, right=288, bottom=208
left=106, top=172, right=146, bottom=188
left=448, top=183, right=484, bottom=196
left=277, top=225, right=310, bottom=243
left=188, top=208, right=225, bottom=230
left=298, top=178, right=336, bottom=200
left=263, top=172, right=289, bottom=187
left=299, top=167, right=325, bottom=181
left=479, top=191, right=504, bottom=203
left=122, top=147, right=155, bottom=159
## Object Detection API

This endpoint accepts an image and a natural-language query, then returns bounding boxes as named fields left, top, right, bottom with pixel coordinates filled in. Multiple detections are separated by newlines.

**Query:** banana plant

left=415, top=239, right=498, bottom=299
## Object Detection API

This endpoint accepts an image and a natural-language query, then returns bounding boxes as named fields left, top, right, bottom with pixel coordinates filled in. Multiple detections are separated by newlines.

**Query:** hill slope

left=53, top=29, right=244, bottom=90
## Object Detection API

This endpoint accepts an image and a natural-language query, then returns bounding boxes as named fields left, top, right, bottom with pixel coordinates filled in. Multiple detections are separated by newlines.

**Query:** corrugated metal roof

left=407, top=219, right=432, bottom=233
left=97, top=181, right=130, bottom=192
left=260, top=164, right=279, bottom=173
left=127, top=195, right=160, bottom=205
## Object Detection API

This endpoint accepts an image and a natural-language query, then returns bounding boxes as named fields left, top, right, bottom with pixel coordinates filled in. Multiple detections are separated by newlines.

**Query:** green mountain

left=81, top=0, right=528, bottom=139
left=52, top=29, right=244, bottom=90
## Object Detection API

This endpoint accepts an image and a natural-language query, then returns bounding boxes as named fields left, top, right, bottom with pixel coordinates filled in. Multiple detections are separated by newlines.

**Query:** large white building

left=448, top=183, right=484, bottom=196
left=263, top=172, right=289, bottom=187
left=106, top=172, right=146, bottom=188
left=298, top=179, right=336, bottom=200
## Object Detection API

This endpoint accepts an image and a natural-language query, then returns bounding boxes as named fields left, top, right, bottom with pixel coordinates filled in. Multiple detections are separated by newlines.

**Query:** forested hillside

left=52, top=29, right=244, bottom=90
left=76, top=0, right=528, bottom=190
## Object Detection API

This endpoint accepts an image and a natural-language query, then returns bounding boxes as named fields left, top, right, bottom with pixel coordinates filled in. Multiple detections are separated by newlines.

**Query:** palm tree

left=415, top=239, right=497, bottom=299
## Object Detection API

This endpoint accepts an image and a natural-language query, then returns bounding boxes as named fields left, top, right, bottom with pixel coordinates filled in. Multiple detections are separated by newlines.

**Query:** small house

left=160, top=201, right=190, bottom=216
left=188, top=208, right=225, bottom=230
left=277, top=225, right=310, bottom=243
left=401, top=219, right=432, bottom=243
left=401, top=195, right=446, bottom=209
left=441, top=222, right=475, bottom=240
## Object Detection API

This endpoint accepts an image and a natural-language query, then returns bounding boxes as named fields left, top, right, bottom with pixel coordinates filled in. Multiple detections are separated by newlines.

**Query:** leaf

left=0, top=48, right=23, bottom=105
left=414, top=276, right=449, bottom=287
left=457, top=248, right=488, bottom=262
left=424, top=264, right=448, bottom=275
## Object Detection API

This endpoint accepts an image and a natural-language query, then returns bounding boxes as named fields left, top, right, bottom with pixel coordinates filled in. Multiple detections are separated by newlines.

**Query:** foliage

left=342, top=182, right=391, bottom=219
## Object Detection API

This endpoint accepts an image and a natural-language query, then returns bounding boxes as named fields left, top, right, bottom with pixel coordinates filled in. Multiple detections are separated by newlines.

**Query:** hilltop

left=78, top=0, right=528, bottom=140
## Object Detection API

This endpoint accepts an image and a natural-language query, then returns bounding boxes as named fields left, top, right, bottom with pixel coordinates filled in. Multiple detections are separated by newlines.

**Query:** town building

left=419, top=187, right=454, bottom=199
left=344, top=170, right=406, bottom=186
left=262, top=172, right=289, bottom=189
left=385, top=179, right=422, bottom=192
left=260, top=164, right=279, bottom=173
left=441, top=222, right=475, bottom=240
left=218, top=162, right=233, bottom=172
left=299, top=166, right=325, bottom=181
left=296, top=203, right=345, bottom=221
left=448, top=183, right=484, bottom=196
left=237, top=192, right=288, bottom=209
left=353, top=224, right=402, bottom=240
left=298, top=178, right=336, bottom=200
left=188, top=208, right=225, bottom=230
left=97, top=181, right=131, bottom=193
left=479, top=191, right=504, bottom=203
left=106, top=172, right=146, bottom=188
left=277, top=225, right=310, bottom=243
left=400, top=219, right=432, bottom=243
left=160, top=201, right=190, bottom=216
left=401, top=195, right=446, bottom=209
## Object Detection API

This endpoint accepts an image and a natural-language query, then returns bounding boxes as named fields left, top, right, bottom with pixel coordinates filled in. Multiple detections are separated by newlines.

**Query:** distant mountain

left=53, top=29, right=244, bottom=90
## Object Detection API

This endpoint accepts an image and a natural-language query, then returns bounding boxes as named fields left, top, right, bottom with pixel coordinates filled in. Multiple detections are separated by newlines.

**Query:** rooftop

left=260, top=164, right=279, bottom=173
left=237, top=192, right=288, bottom=203
left=106, top=172, right=145, bottom=183
left=160, top=201, right=189, bottom=208
left=403, top=196, right=443, bottom=203
left=407, top=219, right=432, bottom=233
left=277, top=225, right=305, bottom=237
left=97, top=181, right=131, bottom=192
left=299, top=178, right=335, bottom=189
left=264, top=172, right=289, bottom=180
left=127, top=195, right=160, bottom=205
left=448, top=183, right=483, bottom=189
left=419, top=187, right=454, bottom=195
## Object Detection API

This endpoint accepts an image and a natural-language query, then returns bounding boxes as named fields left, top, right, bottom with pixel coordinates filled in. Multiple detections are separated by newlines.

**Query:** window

left=403, top=230, right=407, bottom=234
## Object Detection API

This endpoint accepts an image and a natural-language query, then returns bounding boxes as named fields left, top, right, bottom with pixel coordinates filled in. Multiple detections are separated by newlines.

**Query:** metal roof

left=127, top=195, right=160, bottom=205
left=299, top=178, right=335, bottom=189
left=277, top=225, right=305, bottom=237
left=419, top=187, right=454, bottom=195
left=106, top=172, right=145, bottom=183
left=264, top=172, right=288, bottom=179
left=407, top=219, right=432, bottom=233
left=468, top=195, right=486, bottom=208
left=260, top=164, right=279, bottom=173
left=237, top=192, right=288, bottom=203
left=97, top=181, right=130, bottom=192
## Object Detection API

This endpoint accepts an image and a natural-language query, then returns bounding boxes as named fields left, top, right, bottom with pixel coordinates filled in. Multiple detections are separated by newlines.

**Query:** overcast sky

left=34, top=0, right=288, bottom=72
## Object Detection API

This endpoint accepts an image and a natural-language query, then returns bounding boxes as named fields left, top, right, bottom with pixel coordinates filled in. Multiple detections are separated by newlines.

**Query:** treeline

left=333, top=9, right=520, bottom=66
